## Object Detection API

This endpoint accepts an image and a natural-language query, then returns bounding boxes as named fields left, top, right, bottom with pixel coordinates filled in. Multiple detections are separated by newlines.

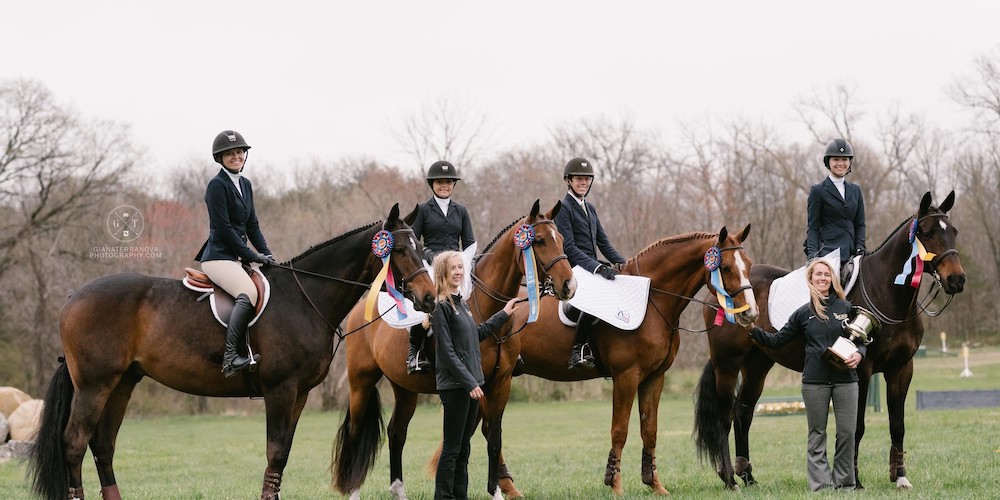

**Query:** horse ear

left=403, top=204, right=419, bottom=226
left=919, top=192, right=932, bottom=215
left=547, top=199, right=562, bottom=220
left=530, top=199, right=541, bottom=220
left=717, top=226, right=729, bottom=246
left=737, top=223, right=751, bottom=243
left=939, top=190, right=956, bottom=213
left=387, top=203, right=400, bottom=226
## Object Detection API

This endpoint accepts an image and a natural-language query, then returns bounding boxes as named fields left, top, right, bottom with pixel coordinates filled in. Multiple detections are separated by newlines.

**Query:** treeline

left=3, top=49, right=1000, bottom=413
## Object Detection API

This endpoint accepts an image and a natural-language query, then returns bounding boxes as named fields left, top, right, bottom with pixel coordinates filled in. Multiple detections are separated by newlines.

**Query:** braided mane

left=287, top=221, right=380, bottom=264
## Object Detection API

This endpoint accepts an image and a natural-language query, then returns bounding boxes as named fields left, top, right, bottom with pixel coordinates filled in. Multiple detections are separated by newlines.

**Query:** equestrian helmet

left=822, top=139, right=854, bottom=169
left=212, top=130, right=251, bottom=164
left=563, top=157, right=595, bottom=179
left=426, top=160, right=460, bottom=188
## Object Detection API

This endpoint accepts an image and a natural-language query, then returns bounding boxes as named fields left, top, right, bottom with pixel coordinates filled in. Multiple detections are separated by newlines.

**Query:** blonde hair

left=431, top=251, right=463, bottom=309
left=806, top=259, right=846, bottom=320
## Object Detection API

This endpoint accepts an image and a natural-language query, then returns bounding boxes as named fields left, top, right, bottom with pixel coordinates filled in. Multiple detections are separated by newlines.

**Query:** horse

left=490, top=225, right=757, bottom=496
left=332, top=199, right=577, bottom=500
left=693, top=191, right=966, bottom=491
left=27, top=204, right=436, bottom=500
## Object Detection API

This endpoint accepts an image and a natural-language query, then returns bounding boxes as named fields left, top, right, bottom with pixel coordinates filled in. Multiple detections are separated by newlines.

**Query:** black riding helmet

left=212, top=130, right=251, bottom=166
left=823, top=139, right=854, bottom=173
left=564, top=157, right=595, bottom=197
left=426, top=160, right=460, bottom=189
left=563, top=157, right=595, bottom=179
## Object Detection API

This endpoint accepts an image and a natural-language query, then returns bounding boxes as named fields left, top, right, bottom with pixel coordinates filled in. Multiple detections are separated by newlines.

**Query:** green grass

left=2, top=349, right=999, bottom=499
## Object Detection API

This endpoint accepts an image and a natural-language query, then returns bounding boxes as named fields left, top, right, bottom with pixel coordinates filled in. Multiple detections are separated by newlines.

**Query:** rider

left=804, top=139, right=866, bottom=284
left=406, top=160, right=476, bottom=374
left=195, top=130, right=276, bottom=378
left=554, top=157, right=627, bottom=369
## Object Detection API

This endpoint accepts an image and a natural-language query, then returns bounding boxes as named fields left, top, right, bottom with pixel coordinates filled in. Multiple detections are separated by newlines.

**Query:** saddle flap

left=182, top=267, right=270, bottom=327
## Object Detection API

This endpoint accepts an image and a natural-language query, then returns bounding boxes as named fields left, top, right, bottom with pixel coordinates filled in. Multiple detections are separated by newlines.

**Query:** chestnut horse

left=27, top=204, right=436, bottom=500
left=694, top=191, right=966, bottom=490
left=494, top=225, right=757, bottom=496
left=333, top=200, right=577, bottom=499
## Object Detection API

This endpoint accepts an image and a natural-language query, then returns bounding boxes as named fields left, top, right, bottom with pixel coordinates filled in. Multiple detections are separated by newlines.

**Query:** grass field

left=2, top=348, right=998, bottom=499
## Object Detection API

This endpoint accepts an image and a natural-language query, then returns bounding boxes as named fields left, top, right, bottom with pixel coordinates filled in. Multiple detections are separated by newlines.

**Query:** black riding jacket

left=431, top=294, right=509, bottom=392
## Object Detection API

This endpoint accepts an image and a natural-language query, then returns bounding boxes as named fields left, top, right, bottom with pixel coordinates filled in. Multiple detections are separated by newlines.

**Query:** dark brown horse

left=27, top=204, right=436, bottom=500
left=333, top=200, right=576, bottom=500
left=495, top=226, right=757, bottom=496
left=694, top=191, right=966, bottom=490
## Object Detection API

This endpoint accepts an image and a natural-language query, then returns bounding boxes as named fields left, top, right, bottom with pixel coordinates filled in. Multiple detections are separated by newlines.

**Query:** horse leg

left=479, top=380, right=522, bottom=499
left=88, top=370, right=142, bottom=500
left=387, top=386, right=418, bottom=499
left=636, top=374, right=669, bottom=495
left=884, top=361, right=914, bottom=490
left=605, top=371, right=640, bottom=496
left=61, top=378, right=122, bottom=499
left=261, top=390, right=309, bottom=500
left=732, top=356, right=774, bottom=486
left=853, top=367, right=872, bottom=490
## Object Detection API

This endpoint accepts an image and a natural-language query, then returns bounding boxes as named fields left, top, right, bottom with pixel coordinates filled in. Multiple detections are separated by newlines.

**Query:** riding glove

left=596, top=265, right=617, bottom=280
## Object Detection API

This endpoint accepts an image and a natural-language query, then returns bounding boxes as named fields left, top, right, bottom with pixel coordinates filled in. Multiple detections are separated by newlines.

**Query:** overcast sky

left=3, top=1, right=999, bottom=174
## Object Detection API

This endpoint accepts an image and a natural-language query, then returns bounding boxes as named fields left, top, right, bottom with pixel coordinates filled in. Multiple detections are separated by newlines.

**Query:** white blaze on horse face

left=938, top=219, right=948, bottom=232
left=733, top=250, right=758, bottom=316
left=409, top=235, right=416, bottom=250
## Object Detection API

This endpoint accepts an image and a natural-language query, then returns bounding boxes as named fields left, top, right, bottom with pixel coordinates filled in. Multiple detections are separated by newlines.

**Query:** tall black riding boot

left=406, top=324, right=431, bottom=374
left=222, top=293, right=260, bottom=378
left=568, top=312, right=596, bottom=369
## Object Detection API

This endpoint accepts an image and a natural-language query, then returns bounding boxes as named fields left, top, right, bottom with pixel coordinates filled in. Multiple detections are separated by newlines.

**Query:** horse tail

left=28, top=361, right=74, bottom=500
left=693, top=360, right=727, bottom=467
left=424, top=439, right=442, bottom=477
left=331, top=386, right=385, bottom=494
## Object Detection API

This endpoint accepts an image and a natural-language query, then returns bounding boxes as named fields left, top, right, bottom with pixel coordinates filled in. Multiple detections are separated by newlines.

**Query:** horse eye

left=534, top=238, right=545, bottom=246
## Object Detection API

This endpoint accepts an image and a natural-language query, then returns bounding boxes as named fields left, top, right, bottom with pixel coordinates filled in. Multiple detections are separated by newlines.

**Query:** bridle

left=470, top=219, right=567, bottom=305
left=641, top=243, right=752, bottom=333
left=858, top=212, right=959, bottom=325
left=274, top=227, right=429, bottom=339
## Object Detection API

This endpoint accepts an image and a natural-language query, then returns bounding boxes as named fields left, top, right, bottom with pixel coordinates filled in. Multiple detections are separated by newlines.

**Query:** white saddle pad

left=768, top=249, right=841, bottom=329
left=565, top=265, right=650, bottom=331
left=375, top=243, right=478, bottom=329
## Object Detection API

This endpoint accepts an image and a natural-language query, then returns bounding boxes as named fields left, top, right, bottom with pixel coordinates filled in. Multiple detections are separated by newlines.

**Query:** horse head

left=528, top=199, right=576, bottom=300
left=914, top=190, right=966, bottom=294
left=384, top=203, right=436, bottom=312
left=712, top=224, right=758, bottom=327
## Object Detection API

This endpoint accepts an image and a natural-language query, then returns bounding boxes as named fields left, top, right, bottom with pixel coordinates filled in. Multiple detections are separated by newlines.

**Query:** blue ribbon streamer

left=523, top=247, right=539, bottom=323
left=710, top=268, right=736, bottom=324
left=893, top=240, right=920, bottom=286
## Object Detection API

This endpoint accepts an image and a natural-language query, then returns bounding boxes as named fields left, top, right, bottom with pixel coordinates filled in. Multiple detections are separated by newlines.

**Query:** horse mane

left=475, top=215, right=526, bottom=262
left=287, top=221, right=380, bottom=264
left=628, top=232, right=716, bottom=262
left=870, top=216, right=914, bottom=254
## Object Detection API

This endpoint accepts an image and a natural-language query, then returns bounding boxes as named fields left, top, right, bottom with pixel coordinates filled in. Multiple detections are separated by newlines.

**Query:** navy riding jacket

left=195, top=169, right=271, bottom=263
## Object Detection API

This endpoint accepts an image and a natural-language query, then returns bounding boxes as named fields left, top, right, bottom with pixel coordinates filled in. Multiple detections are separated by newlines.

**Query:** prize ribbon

left=515, top=225, right=540, bottom=322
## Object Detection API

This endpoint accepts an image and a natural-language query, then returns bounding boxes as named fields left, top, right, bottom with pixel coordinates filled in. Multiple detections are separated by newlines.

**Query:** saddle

left=182, top=267, right=270, bottom=327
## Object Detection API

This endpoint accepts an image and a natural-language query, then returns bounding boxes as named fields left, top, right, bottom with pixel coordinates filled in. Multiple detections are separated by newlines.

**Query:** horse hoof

left=895, top=476, right=913, bottom=490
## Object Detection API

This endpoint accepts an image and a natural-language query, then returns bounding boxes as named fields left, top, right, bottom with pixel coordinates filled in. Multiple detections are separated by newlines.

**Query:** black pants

left=436, top=388, right=480, bottom=500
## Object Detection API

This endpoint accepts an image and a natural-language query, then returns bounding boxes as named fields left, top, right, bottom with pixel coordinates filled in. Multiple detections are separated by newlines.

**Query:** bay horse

left=693, top=191, right=966, bottom=490
left=494, top=225, right=757, bottom=496
left=332, top=200, right=577, bottom=499
left=27, top=204, right=436, bottom=500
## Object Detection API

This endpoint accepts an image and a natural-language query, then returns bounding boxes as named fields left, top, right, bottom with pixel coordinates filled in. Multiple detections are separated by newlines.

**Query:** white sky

left=3, top=1, right=999, bottom=174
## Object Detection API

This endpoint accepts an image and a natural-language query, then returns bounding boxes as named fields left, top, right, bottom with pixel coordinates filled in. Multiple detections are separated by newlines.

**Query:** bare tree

left=0, top=79, right=140, bottom=281
left=389, top=97, right=497, bottom=176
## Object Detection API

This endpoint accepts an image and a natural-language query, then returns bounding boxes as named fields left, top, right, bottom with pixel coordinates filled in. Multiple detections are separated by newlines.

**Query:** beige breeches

left=201, top=260, right=258, bottom=305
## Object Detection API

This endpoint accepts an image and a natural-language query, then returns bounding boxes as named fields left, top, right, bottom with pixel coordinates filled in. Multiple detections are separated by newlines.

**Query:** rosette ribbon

left=514, top=224, right=540, bottom=323
left=704, top=246, right=750, bottom=326
left=894, top=219, right=937, bottom=288
left=365, top=229, right=407, bottom=321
